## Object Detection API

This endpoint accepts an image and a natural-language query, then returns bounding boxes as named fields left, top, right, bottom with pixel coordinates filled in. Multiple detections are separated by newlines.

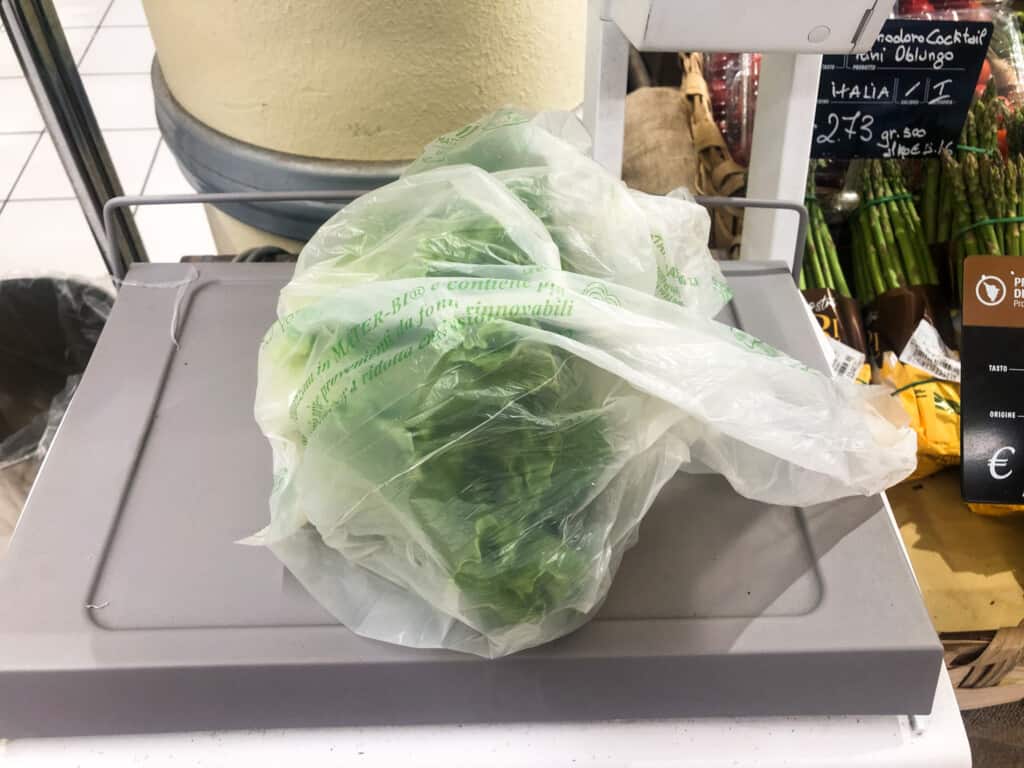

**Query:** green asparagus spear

left=983, top=157, right=1006, bottom=254
left=809, top=192, right=850, bottom=297
left=995, top=160, right=1009, bottom=255
left=944, top=152, right=980, bottom=305
left=869, top=161, right=907, bottom=286
left=989, top=99, right=1000, bottom=151
left=923, top=159, right=939, bottom=244
left=851, top=227, right=865, bottom=302
left=1018, top=155, right=1024, bottom=222
left=858, top=208, right=886, bottom=299
left=983, top=75, right=997, bottom=104
left=1001, top=160, right=1012, bottom=255
left=1015, top=158, right=1023, bottom=259
left=877, top=162, right=922, bottom=284
left=815, top=222, right=836, bottom=290
left=819, top=202, right=851, bottom=299
left=807, top=220, right=828, bottom=290
left=937, top=161, right=953, bottom=242
left=964, top=110, right=978, bottom=151
left=886, top=160, right=935, bottom=284
left=976, top=104, right=988, bottom=151
left=964, top=153, right=1001, bottom=255
left=813, top=205, right=838, bottom=290
left=956, top=103, right=969, bottom=156
left=1014, top=111, right=1024, bottom=157
left=803, top=172, right=827, bottom=290
left=803, top=166, right=829, bottom=290
left=853, top=225, right=873, bottom=304
left=1007, top=160, right=1020, bottom=258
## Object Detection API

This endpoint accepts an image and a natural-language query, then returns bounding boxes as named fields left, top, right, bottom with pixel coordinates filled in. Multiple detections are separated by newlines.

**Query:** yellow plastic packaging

left=877, top=352, right=960, bottom=482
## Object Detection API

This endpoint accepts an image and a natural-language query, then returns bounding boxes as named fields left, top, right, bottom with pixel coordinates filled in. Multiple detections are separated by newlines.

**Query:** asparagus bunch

left=1007, top=106, right=1024, bottom=157
left=941, top=151, right=1024, bottom=299
left=801, top=163, right=851, bottom=296
left=851, top=160, right=936, bottom=305
left=922, top=82, right=1001, bottom=245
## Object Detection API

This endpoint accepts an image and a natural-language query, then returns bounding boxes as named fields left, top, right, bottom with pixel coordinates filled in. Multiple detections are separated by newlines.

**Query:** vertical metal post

left=583, top=0, right=629, bottom=177
left=1, top=0, right=147, bottom=275
left=740, top=52, right=822, bottom=269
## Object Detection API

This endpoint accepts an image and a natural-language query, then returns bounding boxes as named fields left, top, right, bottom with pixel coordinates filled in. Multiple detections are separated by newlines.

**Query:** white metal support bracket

left=583, top=0, right=628, bottom=177
left=740, top=52, right=823, bottom=268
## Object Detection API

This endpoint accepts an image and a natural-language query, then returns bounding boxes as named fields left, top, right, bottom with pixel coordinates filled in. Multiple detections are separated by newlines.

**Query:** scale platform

left=0, top=262, right=941, bottom=737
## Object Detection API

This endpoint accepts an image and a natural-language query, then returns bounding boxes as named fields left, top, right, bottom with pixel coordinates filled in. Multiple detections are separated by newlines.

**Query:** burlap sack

left=622, top=86, right=698, bottom=195
left=621, top=55, right=747, bottom=256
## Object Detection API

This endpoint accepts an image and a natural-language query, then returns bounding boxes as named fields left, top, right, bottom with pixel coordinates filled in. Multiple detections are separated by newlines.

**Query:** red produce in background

left=705, top=53, right=760, bottom=167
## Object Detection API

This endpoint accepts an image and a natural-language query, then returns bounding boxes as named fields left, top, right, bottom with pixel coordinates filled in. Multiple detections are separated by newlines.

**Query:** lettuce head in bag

left=249, top=110, right=916, bottom=657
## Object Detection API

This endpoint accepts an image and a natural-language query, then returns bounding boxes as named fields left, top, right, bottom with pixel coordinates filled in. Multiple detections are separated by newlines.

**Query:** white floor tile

left=0, top=133, right=39, bottom=200
left=0, top=79, right=44, bottom=133
left=79, top=26, right=153, bottom=74
left=66, top=27, right=96, bottom=65
left=11, top=129, right=158, bottom=199
left=0, top=200, right=106, bottom=278
left=82, top=74, right=155, bottom=129
left=0, top=27, right=94, bottom=77
left=107, top=128, right=160, bottom=194
left=53, top=0, right=111, bottom=28
left=142, top=140, right=196, bottom=194
left=0, top=34, right=15, bottom=78
left=104, top=0, right=147, bottom=26
left=10, top=135, right=72, bottom=199
left=134, top=204, right=216, bottom=263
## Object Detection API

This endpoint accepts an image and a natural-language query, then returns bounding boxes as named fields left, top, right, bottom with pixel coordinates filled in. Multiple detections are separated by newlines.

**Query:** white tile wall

left=82, top=74, right=157, bottom=130
left=0, top=27, right=92, bottom=77
left=104, top=0, right=147, bottom=27
left=134, top=204, right=216, bottom=263
left=0, top=134, right=39, bottom=200
left=79, top=27, right=154, bottom=74
left=11, top=129, right=159, bottom=199
left=0, top=79, right=44, bottom=133
left=131, top=141, right=217, bottom=262
left=0, top=0, right=214, bottom=279
left=0, top=200, right=104, bottom=277
left=8, top=136, right=72, bottom=200
left=143, top=141, right=196, bottom=195
left=52, top=0, right=111, bottom=29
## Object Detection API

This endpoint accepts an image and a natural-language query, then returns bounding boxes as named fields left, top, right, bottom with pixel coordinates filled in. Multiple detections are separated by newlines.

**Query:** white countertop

left=0, top=667, right=969, bottom=768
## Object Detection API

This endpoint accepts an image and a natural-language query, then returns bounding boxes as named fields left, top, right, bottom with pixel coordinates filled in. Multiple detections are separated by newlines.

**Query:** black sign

left=961, top=256, right=1024, bottom=504
left=812, top=20, right=992, bottom=160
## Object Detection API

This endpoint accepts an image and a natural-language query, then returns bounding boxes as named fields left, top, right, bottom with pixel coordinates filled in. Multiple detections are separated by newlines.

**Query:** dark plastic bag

left=0, top=277, right=112, bottom=552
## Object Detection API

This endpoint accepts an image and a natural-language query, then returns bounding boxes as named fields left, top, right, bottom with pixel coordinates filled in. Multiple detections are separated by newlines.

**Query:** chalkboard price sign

left=811, top=19, right=992, bottom=159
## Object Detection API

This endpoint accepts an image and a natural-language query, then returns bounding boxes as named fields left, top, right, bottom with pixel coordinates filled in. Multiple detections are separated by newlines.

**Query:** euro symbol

left=989, top=446, right=1016, bottom=480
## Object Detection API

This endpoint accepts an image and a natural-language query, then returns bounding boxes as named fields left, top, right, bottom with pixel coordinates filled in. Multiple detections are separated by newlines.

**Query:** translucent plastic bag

left=252, top=111, right=916, bottom=658
left=295, top=109, right=730, bottom=316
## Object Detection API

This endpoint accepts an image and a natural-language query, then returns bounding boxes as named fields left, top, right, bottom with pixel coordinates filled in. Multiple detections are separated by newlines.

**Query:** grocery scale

left=0, top=0, right=971, bottom=765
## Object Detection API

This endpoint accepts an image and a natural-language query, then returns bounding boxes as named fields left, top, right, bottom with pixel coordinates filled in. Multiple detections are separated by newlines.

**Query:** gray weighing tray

left=0, top=262, right=941, bottom=738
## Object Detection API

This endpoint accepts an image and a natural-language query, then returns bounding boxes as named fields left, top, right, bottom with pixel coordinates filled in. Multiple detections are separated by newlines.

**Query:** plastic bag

left=294, top=109, right=730, bottom=314
left=705, top=52, right=760, bottom=167
left=252, top=110, right=916, bottom=658
left=0, top=277, right=112, bottom=553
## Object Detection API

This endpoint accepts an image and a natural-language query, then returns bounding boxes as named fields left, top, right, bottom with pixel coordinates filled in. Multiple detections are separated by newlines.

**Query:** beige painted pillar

left=143, top=0, right=587, bottom=252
